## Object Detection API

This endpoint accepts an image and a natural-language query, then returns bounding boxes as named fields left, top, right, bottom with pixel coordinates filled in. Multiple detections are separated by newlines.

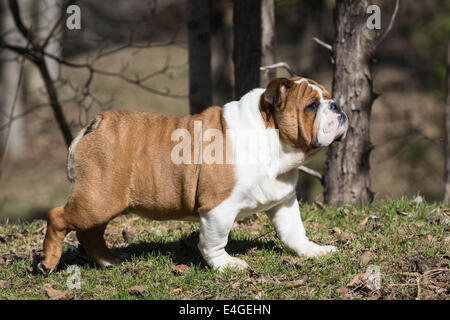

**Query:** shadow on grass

left=49, top=231, right=282, bottom=273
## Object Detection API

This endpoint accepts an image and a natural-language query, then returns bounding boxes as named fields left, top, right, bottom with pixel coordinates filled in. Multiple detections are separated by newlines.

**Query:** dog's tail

left=67, top=115, right=102, bottom=183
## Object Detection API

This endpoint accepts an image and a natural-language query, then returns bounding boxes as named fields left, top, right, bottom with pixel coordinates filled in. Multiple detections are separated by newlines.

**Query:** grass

left=0, top=198, right=449, bottom=300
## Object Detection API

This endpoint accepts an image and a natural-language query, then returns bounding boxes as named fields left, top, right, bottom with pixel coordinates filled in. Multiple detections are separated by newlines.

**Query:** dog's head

left=260, top=77, right=348, bottom=151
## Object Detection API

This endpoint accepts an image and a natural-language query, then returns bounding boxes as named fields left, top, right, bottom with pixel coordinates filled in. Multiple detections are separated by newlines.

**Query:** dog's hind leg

left=38, top=206, right=69, bottom=273
left=76, top=223, right=125, bottom=267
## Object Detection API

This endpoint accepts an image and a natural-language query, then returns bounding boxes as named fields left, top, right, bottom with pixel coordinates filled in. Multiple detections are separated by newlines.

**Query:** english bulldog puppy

left=38, top=77, right=348, bottom=273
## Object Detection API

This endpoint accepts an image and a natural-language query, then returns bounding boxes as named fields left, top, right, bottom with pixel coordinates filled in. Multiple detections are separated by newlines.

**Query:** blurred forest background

left=0, top=0, right=450, bottom=220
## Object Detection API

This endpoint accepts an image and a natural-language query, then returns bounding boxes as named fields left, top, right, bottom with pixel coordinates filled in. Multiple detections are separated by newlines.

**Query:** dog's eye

left=305, top=102, right=318, bottom=112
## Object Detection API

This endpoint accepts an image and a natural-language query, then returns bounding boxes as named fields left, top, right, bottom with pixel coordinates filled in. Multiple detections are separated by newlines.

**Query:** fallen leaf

left=12, top=233, right=24, bottom=240
left=440, top=212, right=450, bottom=226
left=347, top=273, right=369, bottom=287
left=310, top=222, right=324, bottom=228
left=173, top=264, right=191, bottom=275
left=0, top=234, right=6, bottom=243
left=358, top=216, right=369, bottom=228
left=337, top=286, right=348, bottom=295
left=435, top=282, right=447, bottom=289
left=360, top=251, right=373, bottom=264
left=256, top=276, right=276, bottom=284
left=285, top=275, right=308, bottom=289
left=338, top=233, right=353, bottom=242
left=282, top=256, right=304, bottom=267
left=332, top=227, right=342, bottom=235
left=130, top=285, right=148, bottom=294
left=45, top=287, right=69, bottom=300
left=367, top=294, right=381, bottom=300
left=231, top=282, right=240, bottom=289
left=0, top=280, right=13, bottom=288
left=396, top=210, right=410, bottom=217
left=314, top=200, right=324, bottom=209
left=170, top=288, right=183, bottom=294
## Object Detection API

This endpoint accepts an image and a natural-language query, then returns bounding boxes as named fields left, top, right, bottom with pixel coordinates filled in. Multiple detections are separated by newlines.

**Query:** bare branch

left=8, top=0, right=34, bottom=44
left=260, top=62, right=297, bottom=77
left=376, top=0, right=400, bottom=47
left=42, top=50, right=187, bottom=99
left=298, top=165, right=324, bottom=184
left=312, top=37, right=332, bottom=51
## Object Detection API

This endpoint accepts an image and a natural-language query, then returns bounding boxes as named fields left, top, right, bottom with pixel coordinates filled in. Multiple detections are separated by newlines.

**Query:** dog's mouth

left=335, top=113, right=349, bottom=142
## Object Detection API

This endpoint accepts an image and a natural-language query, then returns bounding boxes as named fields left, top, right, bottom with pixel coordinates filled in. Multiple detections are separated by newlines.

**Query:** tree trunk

left=210, top=0, right=234, bottom=106
left=187, top=0, right=213, bottom=114
left=260, top=0, right=275, bottom=87
left=323, top=0, right=376, bottom=206
left=443, top=35, right=450, bottom=202
left=233, top=0, right=261, bottom=99
left=0, top=0, right=25, bottom=159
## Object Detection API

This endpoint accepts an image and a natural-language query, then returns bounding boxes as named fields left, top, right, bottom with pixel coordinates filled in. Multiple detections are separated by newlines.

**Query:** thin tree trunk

left=210, top=0, right=234, bottom=106
left=187, top=0, right=213, bottom=114
left=443, top=35, right=450, bottom=202
left=260, top=0, right=275, bottom=87
left=233, top=0, right=261, bottom=99
left=0, top=0, right=25, bottom=158
left=36, top=59, right=73, bottom=148
left=323, top=0, right=376, bottom=206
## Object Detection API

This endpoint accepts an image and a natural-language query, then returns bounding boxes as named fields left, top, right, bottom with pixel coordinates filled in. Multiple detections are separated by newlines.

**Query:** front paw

left=216, top=257, right=248, bottom=272
left=301, top=242, right=337, bottom=258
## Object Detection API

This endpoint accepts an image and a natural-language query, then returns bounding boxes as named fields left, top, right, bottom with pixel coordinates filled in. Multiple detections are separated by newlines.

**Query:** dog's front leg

left=267, top=195, right=336, bottom=258
left=198, top=208, right=248, bottom=272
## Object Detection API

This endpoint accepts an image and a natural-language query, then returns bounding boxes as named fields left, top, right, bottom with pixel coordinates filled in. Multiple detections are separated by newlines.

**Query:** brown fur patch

left=65, top=108, right=235, bottom=228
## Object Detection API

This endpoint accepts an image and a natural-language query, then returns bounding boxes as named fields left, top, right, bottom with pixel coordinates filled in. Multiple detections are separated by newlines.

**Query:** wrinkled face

left=259, top=77, right=348, bottom=151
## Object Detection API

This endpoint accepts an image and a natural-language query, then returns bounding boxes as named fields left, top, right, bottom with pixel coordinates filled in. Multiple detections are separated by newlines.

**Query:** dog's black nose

left=329, top=102, right=340, bottom=113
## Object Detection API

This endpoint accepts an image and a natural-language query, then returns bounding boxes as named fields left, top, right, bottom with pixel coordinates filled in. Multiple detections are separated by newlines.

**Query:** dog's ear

left=263, top=78, right=294, bottom=111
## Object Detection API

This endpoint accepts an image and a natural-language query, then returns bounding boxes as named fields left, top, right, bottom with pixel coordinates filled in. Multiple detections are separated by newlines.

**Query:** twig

left=376, top=0, right=400, bottom=47
left=415, top=277, right=421, bottom=300
left=8, top=0, right=34, bottom=44
left=260, top=62, right=297, bottom=77
left=298, top=165, right=324, bottom=185
left=251, top=230, right=275, bottom=242
left=312, top=37, right=332, bottom=51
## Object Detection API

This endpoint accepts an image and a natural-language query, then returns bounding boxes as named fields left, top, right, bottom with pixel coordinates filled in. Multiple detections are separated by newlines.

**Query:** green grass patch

left=0, top=198, right=449, bottom=300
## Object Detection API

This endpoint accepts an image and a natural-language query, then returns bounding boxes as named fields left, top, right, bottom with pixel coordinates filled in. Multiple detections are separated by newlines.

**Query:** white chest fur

left=221, top=89, right=306, bottom=220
